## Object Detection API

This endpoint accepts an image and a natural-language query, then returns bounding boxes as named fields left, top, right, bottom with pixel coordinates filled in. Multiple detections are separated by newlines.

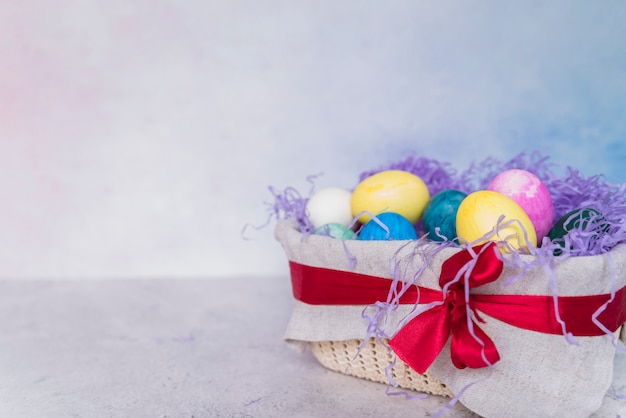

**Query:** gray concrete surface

left=0, top=276, right=623, bottom=417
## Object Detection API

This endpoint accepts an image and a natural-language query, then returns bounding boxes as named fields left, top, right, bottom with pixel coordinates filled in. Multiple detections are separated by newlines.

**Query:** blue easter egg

left=357, top=212, right=417, bottom=241
left=423, top=189, right=467, bottom=242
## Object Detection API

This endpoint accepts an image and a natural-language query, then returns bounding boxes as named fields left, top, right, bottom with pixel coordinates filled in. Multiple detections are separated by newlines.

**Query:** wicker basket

left=309, top=338, right=454, bottom=398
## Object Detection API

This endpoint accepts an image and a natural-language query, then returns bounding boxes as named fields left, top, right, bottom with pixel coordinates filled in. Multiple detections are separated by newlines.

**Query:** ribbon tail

left=389, top=305, right=450, bottom=375
left=450, top=319, right=500, bottom=369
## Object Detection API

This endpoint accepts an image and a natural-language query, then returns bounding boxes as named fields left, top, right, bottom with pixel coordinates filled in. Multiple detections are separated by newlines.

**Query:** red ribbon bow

left=388, top=242, right=503, bottom=374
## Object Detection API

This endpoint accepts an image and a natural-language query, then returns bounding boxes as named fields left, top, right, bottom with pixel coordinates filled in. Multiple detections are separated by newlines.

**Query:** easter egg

left=306, top=187, right=354, bottom=229
left=314, top=223, right=356, bottom=240
left=456, top=190, right=537, bottom=251
left=422, top=189, right=467, bottom=241
left=351, top=170, right=430, bottom=224
left=357, top=212, right=417, bottom=241
left=487, top=169, right=554, bottom=241
left=548, top=208, right=610, bottom=255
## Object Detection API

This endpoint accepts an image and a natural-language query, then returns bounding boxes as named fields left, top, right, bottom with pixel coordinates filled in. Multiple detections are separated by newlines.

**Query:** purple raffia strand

left=363, top=227, right=521, bottom=388
left=363, top=241, right=471, bottom=398
left=461, top=244, right=500, bottom=367
left=432, top=366, right=495, bottom=418
left=591, top=252, right=626, bottom=352
left=360, top=237, right=450, bottom=347
left=341, top=240, right=358, bottom=270
left=361, top=212, right=392, bottom=239
left=377, top=241, right=451, bottom=334
left=358, top=217, right=435, bottom=346
left=385, top=384, right=429, bottom=400
left=305, top=172, right=323, bottom=196
left=361, top=241, right=418, bottom=343
left=476, top=216, right=579, bottom=344
left=609, top=385, right=626, bottom=400
left=240, top=212, right=274, bottom=240
left=384, top=356, right=399, bottom=388
left=543, top=262, right=578, bottom=345
left=360, top=239, right=458, bottom=395
left=361, top=302, right=390, bottom=339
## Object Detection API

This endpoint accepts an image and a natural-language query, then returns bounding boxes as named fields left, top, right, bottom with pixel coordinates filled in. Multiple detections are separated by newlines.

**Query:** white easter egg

left=306, top=187, right=354, bottom=229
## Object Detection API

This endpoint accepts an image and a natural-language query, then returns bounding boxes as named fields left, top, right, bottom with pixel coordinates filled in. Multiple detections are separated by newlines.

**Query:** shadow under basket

left=309, top=338, right=454, bottom=398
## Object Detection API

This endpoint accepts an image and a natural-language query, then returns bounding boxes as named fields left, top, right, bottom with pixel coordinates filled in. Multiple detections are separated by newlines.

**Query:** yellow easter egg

left=456, top=190, right=537, bottom=251
left=351, top=170, right=430, bottom=224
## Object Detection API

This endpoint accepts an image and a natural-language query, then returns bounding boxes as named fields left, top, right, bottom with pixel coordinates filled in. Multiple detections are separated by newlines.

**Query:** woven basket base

left=309, top=338, right=454, bottom=398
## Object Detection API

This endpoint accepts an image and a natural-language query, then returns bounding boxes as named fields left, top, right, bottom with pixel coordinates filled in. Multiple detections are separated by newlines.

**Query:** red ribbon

left=389, top=242, right=502, bottom=374
left=288, top=244, right=626, bottom=375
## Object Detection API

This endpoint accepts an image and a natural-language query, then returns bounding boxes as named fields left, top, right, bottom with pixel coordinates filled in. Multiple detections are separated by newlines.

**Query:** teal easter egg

left=357, top=212, right=417, bottom=241
left=548, top=208, right=610, bottom=255
left=314, top=223, right=356, bottom=240
left=422, top=189, right=467, bottom=241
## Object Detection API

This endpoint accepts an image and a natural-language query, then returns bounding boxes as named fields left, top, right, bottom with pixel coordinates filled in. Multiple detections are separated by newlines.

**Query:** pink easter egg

left=487, top=169, right=554, bottom=241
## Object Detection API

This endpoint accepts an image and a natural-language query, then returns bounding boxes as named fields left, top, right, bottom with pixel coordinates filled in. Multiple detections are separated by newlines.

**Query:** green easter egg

left=548, top=208, right=609, bottom=255
left=314, top=223, right=356, bottom=240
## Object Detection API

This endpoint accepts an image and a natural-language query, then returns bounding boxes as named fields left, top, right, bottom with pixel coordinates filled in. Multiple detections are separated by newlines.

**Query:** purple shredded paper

left=267, top=151, right=626, bottom=257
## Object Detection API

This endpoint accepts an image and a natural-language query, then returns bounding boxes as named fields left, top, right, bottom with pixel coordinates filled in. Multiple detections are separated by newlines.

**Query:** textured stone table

left=0, top=276, right=623, bottom=417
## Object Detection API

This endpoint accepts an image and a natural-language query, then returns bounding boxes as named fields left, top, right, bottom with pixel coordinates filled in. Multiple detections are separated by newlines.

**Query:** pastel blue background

left=0, top=1, right=624, bottom=278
